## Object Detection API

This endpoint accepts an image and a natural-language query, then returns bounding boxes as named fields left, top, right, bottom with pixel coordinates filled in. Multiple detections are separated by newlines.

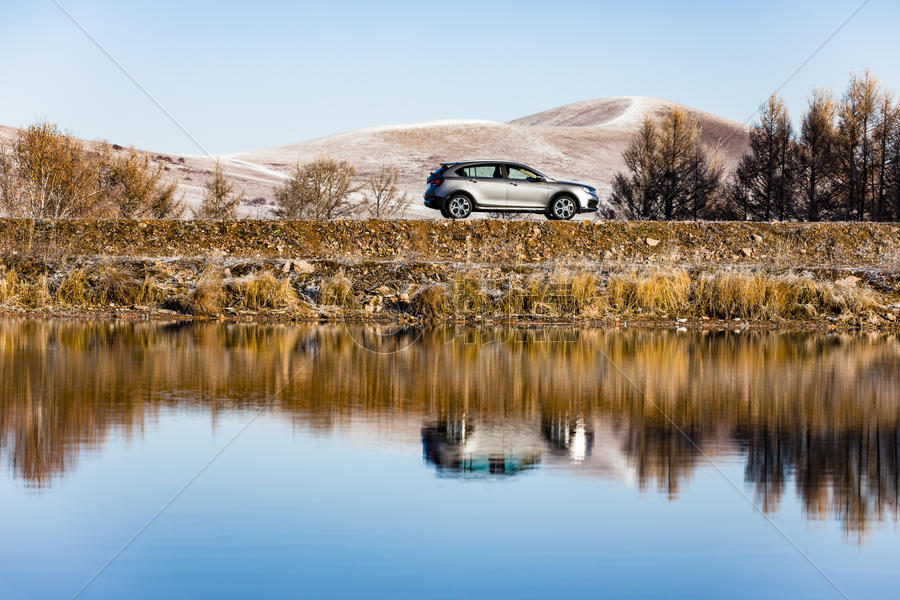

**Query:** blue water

left=0, top=321, right=897, bottom=599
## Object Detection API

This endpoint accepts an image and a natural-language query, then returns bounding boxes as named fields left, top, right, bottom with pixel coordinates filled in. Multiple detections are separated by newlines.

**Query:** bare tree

left=609, top=109, right=723, bottom=220
left=99, top=146, right=184, bottom=218
left=798, top=89, right=837, bottom=221
left=835, top=70, right=882, bottom=220
left=195, top=160, right=241, bottom=220
left=362, top=166, right=410, bottom=219
left=729, top=95, right=799, bottom=221
left=275, top=158, right=357, bottom=220
left=0, top=122, right=102, bottom=218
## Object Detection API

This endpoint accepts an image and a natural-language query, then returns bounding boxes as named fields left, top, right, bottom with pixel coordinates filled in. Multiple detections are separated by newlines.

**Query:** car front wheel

left=548, top=195, right=576, bottom=220
left=446, top=194, right=472, bottom=219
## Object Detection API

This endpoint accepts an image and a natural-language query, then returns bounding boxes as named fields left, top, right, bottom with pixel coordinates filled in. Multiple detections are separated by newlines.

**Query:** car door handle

left=469, top=179, right=477, bottom=183
left=509, top=182, right=518, bottom=186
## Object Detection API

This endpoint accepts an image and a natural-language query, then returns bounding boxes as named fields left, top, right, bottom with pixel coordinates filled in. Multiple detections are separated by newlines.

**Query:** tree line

left=610, top=69, right=900, bottom=221
left=0, top=122, right=409, bottom=220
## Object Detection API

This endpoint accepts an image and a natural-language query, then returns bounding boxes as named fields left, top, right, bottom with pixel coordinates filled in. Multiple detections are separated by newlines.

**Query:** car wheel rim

left=555, top=198, right=575, bottom=219
left=449, top=197, right=469, bottom=218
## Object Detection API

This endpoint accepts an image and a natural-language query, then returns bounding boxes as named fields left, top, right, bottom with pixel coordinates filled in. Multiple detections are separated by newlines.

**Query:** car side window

left=457, top=164, right=502, bottom=178
left=507, top=166, right=541, bottom=181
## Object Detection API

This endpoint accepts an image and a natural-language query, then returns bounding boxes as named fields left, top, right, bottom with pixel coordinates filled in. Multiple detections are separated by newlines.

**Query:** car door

left=505, top=164, right=549, bottom=209
left=457, top=163, right=507, bottom=208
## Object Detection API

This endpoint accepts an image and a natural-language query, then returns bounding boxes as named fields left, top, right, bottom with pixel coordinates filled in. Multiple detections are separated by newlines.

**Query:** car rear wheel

left=548, top=195, right=576, bottom=221
left=446, top=194, right=472, bottom=219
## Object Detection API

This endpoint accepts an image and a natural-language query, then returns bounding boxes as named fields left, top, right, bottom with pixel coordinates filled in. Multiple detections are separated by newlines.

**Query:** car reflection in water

left=422, top=415, right=596, bottom=477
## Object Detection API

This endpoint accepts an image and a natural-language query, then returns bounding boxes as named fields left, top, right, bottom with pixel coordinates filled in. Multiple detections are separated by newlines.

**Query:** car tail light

left=428, top=177, right=443, bottom=186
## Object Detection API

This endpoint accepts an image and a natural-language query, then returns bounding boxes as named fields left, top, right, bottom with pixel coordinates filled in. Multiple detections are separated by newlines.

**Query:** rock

left=292, top=260, right=314, bottom=274
left=751, top=233, right=763, bottom=243
left=281, top=261, right=291, bottom=273
left=835, top=275, right=860, bottom=287
left=645, top=238, right=660, bottom=247
left=741, top=247, right=752, bottom=257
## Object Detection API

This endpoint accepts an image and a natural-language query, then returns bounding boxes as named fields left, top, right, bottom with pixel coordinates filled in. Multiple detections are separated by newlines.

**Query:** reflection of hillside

left=0, top=320, right=898, bottom=541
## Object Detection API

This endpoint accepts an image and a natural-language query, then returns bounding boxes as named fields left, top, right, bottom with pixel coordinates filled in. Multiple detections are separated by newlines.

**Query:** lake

left=1, top=320, right=898, bottom=599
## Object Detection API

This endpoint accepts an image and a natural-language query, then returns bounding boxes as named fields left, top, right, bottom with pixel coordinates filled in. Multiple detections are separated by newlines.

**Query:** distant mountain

left=1, top=97, right=749, bottom=218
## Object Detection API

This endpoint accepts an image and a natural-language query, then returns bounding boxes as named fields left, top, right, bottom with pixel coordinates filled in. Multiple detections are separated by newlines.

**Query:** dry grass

left=696, top=271, right=884, bottom=320
left=169, top=268, right=226, bottom=316
left=607, top=269, right=691, bottom=316
left=0, top=269, right=23, bottom=303
left=451, top=273, right=490, bottom=314
left=410, top=284, right=450, bottom=318
left=93, top=265, right=138, bottom=306
left=57, top=269, right=93, bottom=306
left=136, top=274, right=166, bottom=306
left=234, top=271, right=298, bottom=310
left=318, top=272, right=356, bottom=307
left=17, top=275, right=51, bottom=308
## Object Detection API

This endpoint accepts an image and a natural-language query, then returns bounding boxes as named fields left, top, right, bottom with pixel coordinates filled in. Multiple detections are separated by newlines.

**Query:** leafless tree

left=362, top=166, right=410, bottom=219
left=275, top=158, right=358, bottom=220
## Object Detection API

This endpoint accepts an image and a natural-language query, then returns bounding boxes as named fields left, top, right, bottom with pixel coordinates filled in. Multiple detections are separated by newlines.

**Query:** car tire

left=548, top=195, right=577, bottom=221
left=446, top=194, right=472, bottom=220
left=440, top=204, right=451, bottom=218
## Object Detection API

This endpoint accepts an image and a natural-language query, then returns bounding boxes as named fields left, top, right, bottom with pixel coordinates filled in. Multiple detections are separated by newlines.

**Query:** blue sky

left=1, top=0, right=897, bottom=155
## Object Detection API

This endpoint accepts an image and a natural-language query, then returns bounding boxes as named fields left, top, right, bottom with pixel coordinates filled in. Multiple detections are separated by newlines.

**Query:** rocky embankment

left=0, top=219, right=898, bottom=328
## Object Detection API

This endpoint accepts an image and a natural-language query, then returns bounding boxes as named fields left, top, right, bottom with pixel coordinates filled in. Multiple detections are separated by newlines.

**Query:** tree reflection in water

left=0, top=320, right=898, bottom=541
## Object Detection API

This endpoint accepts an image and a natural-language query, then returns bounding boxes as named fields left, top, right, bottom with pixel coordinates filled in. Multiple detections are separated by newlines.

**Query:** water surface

left=1, top=321, right=899, bottom=599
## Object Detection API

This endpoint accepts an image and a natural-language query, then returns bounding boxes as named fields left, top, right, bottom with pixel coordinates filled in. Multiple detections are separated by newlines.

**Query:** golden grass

left=234, top=271, right=298, bottom=310
left=607, top=269, right=691, bottom=316
left=451, top=273, right=489, bottom=314
left=18, top=275, right=51, bottom=308
left=93, top=265, right=138, bottom=306
left=0, top=269, right=23, bottom=303
left=318, top=272, right=356, bottom=307
left=410, top=284, right=450, bottom=318
left=171, top=268, right=226, bottom=316
left=57, top=269, right=93, bottom=306
left=136, top=274, right=166, bottom=306
left=696, top=271, right=884, bottom=320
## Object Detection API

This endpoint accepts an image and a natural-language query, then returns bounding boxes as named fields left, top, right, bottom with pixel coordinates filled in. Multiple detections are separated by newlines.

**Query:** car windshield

left=507, top=166, right=542, bottom=181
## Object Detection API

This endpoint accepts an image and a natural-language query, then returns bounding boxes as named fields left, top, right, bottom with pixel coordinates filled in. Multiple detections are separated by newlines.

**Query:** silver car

left=424, top=160, right=599, bottom=220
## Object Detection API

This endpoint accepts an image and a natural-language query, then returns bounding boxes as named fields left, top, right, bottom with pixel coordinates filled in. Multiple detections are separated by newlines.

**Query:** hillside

left=1, top=97, right=750, bottom=217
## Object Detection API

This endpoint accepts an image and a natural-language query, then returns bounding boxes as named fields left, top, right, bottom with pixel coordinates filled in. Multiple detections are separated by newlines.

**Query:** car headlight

left=582, top=186, right=598, bottom=196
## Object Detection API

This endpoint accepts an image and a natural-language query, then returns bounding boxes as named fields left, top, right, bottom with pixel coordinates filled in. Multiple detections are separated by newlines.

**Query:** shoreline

left=2, top=307, right=897, bottom=333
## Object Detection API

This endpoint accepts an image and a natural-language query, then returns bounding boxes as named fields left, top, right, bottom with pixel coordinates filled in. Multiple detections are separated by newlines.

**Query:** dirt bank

left=3, top=219, right=899, bottom=266
left=0, top=219, right=898, bottom=328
